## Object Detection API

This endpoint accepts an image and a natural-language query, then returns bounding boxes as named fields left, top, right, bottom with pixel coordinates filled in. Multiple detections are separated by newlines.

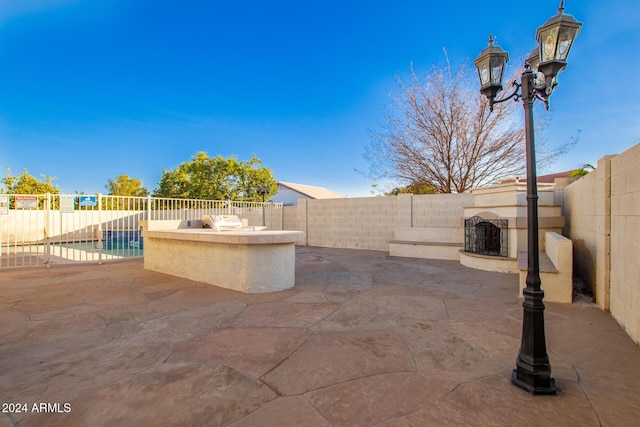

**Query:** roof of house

left=277, top=181, right=345, bottom=200
left=536, top=170, right=574, bottom=183
left=501, top=170, right=575, bottom=184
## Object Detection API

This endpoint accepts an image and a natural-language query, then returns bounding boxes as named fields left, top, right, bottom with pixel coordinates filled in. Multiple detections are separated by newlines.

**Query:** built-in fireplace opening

left=464, top=216, right=508, bottom=257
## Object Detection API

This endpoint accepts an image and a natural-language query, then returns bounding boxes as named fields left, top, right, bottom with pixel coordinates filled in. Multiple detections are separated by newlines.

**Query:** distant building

left=272, top=181, right=345, bottom=206
left=536, top=170, right=574, bottom=183
left=501, top=170, right=575, bottom=184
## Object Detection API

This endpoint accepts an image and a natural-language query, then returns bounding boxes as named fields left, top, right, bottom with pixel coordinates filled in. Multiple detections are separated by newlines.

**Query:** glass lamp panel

left=476, top=57, right=490, bottom=86
left=556, top=26, right=577, bottom=60
left=490, top=56, right=504, bottom=85
left=539, top=27, right=559, bottom=62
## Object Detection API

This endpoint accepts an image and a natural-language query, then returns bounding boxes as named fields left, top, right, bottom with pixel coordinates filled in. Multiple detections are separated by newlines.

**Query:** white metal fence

left=0, top=194, right=283, bottom=268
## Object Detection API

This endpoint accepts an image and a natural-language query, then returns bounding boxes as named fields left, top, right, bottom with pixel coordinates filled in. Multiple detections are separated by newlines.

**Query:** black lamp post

left=474, top=0, right=582, bottom=395
left=256, top=184, right=270, bottom=203
left=255, top=184, right=271, bottom=226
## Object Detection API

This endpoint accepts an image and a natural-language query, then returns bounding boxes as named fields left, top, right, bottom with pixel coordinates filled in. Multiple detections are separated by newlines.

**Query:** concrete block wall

left=305, top=197, right=397, bottom=250
left=283, top=203, right=306, bottom=241
left=282, top=194, right=469, bottom=252
left=564, top=155, right=614, bottom=311
left=609, top=143, right=640, bottom=344
left=388, top=194, right=471, bottom=260
left=411, top=194, right=472, bottom=228
left=565, top=142, right=640, bottom=345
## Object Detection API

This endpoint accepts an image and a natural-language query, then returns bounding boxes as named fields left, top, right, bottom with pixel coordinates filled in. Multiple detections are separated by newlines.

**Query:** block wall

left=609, top=143, right=640, bottom=344
left=281, top=194, right=469, bottom=251
left=304, top=197, right=397, bottom=250
left=283, top=203, right=305, bottom=242
left=565, top=142, right=640, bottom=345
left=411, top=194, right=473, bottom=228
left=564, top=155, right=613, bottom=310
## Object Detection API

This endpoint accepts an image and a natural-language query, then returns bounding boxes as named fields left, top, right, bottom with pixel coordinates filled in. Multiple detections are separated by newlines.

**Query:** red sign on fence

left=15, top=195, right=38, bottom=209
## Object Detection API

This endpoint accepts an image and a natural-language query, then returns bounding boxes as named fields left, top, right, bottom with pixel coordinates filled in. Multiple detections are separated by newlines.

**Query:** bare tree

left=365, top=62, right=567, bottom=193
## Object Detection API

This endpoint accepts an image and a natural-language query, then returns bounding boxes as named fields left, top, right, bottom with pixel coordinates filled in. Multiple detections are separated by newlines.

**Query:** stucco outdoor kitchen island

left=142, top=228, right=304, bottom=293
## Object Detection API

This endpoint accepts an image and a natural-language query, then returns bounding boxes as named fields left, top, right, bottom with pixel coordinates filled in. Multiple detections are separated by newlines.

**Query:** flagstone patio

left=1, top=247, right=639, bottom=426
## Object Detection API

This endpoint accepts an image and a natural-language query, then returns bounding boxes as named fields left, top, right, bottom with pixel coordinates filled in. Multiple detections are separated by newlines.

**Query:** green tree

left=385, top=181, right=437, bottom=195
left=106, top=174, right=149, bottom=196
left=568, top=163, right=595, bottom=178
left=153, top=152, right=276, bottom=201
left=1, top=168, right=59, bottom=194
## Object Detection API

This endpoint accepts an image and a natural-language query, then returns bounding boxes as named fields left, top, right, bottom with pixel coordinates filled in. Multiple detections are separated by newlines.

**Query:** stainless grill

left=202, top=215, right=266, bottom=232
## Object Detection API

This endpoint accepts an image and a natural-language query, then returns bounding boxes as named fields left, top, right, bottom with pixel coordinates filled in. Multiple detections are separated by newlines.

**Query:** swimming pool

left=49, top=240, right=143, bottom=261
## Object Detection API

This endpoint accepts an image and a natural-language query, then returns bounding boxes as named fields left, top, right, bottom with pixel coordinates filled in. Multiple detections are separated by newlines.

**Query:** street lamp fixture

left=535, top=1, right=582, bottom=89
left=255, top=184, right=271, bottom=203
left=255, top=184, right=271, bottom=226
left=474, top=0, right=582, bottom=395
left=473, top=34, right=509, bottom=105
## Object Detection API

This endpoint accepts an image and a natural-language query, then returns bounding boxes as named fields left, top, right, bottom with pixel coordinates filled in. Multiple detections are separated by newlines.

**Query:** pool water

left=50, top=240, right=143, bottom=259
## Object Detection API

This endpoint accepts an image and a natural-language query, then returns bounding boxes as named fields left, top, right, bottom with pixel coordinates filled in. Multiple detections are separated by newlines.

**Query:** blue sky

left=1, top=0, right=639, bottom=197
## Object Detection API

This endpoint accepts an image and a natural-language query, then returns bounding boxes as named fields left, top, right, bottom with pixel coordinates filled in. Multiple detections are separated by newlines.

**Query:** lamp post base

left=511, top=368, right=557, bottom=395
left=511, top=287, right=557, bottom=396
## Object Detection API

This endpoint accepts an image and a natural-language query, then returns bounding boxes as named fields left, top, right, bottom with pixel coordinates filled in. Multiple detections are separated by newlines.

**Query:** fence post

left=44, top=192, right=51, bottom=268
left=146, top=195, right=152, bottom=222
left=97, top=193, right=103, bottom=264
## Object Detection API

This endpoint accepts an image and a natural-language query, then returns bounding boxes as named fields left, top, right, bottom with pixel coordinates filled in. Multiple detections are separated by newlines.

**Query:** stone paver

left=1, top=247, right=639, bottom=426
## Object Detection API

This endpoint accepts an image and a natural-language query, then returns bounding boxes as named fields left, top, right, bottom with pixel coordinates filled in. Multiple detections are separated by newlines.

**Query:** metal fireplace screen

left=464, top=216, right=508, bottom=257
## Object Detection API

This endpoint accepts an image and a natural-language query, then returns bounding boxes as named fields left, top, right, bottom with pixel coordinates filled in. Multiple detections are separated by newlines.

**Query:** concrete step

left=389, top=240, right=462, bottom=260
left=458, top=250, right=518, bottom=274
left=517, top=251, right=571, bottom=304
left=517, top=251, right=558, bottom=273
left=392, top=227, right=463, bottom=243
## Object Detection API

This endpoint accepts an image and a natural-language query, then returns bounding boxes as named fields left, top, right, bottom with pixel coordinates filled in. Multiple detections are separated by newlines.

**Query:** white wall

left=271, top=187, right=307, bottom=206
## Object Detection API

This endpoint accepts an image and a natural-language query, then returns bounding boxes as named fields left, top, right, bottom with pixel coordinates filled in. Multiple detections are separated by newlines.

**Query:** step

left=517, top=251, right=571, bottom=304
left=388, top=241, right=462, bottom=261
left=517, top=251, right=558, bottom=273
left=458, top=250, right=518, bottom=274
